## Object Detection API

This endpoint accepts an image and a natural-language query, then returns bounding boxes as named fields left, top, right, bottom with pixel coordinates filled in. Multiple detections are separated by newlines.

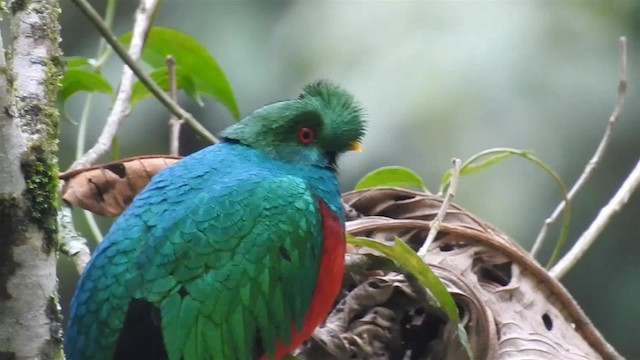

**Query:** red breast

left=264, top=199, right=345, bottom=360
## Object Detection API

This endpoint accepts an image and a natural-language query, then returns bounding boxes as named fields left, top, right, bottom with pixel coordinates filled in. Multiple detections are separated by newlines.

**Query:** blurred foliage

left=54, top=0, right=639, bottom=357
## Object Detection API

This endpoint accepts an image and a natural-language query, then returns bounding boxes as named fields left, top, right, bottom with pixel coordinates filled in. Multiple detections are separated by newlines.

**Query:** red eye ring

left=297, top=127, right=315, bottom=144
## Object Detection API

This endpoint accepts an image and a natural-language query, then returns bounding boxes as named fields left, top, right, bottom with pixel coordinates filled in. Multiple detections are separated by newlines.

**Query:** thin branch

left=69, top=0, right=160, bottom=171
left=58, top=206, right=92, bottom=274
left=69, top=0, right=218, bottom=159
left=531, top=37, right=628, bottom=257
left=93, top=0, right=117, bottom=71
left=417, top=158, right=461, bottom=258
left=550, top=158, right=640, bottom=279
left=167, top=55, right=183, bottom=156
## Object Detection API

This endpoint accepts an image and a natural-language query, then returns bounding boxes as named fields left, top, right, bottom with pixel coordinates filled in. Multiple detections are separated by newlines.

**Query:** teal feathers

left=64, top=81, right=366, bottom=360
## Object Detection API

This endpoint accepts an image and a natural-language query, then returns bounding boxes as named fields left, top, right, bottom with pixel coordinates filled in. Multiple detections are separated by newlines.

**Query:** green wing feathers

left=138, top=176, right=322, bottom=360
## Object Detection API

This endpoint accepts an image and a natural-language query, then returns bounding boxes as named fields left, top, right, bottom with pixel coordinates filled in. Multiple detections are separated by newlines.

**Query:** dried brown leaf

left=59, top=155, right=182, bottom=217
left=298, top=187, right=621, bottom=360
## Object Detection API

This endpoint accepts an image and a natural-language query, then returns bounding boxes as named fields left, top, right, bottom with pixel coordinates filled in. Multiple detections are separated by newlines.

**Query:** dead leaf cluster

left=297, top=188, right=621, bottom=360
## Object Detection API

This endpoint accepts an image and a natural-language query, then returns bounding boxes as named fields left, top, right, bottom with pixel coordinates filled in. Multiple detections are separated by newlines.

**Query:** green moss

left=20, top=53, right=63, bottom=256
left=1, top=0, right=63, bottom=356
left=21, top=145, right=59, bottom=254
left=43, top=56, right=62, bottom=136
left=6, top=0, right=63, bottom=256
left=42, top=38, right=63, bottom=153
left=12, top=57, right=61, bottom=255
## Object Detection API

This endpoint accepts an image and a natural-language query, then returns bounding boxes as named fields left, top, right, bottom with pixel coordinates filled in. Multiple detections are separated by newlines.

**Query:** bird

left=64, top=80, right=366, bottom=360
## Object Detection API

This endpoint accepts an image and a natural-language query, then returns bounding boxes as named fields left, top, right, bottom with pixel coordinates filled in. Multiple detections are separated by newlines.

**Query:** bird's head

left=221, top=81, right=366, bottom=170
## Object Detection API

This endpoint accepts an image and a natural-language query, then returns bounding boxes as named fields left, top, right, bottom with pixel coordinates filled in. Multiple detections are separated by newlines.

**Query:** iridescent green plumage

left=65, top=81, right=365, bottom=359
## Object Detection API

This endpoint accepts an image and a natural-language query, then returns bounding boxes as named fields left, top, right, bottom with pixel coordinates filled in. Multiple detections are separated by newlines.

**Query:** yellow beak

left=350, top=141, right=363, bottom=152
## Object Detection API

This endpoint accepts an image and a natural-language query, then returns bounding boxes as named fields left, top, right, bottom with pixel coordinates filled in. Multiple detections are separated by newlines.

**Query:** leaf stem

left=93, top=0, right=116, bottom=70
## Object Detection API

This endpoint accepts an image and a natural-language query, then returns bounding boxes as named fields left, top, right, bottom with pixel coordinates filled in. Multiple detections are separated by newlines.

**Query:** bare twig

left=418, top=158, right=462, bottom=258
left=69, top=0, right=218, bottom=156
left=58, top=206, right=92, bottom=274
left=69, top=0, right=161, bottom=170
left=531, top=37, right=628, bottom=257
left=550, top=158, right=640, bottom=279
left=167, top=55, right=183, bottom=156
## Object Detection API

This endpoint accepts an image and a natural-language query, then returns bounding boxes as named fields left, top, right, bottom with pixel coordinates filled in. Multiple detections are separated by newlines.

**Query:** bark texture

left=0, top=0, right=62, bottom=359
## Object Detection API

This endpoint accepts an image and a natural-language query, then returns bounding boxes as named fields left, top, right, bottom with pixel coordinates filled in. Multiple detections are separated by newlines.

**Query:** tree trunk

left=0, top=0, right=63, bottom=358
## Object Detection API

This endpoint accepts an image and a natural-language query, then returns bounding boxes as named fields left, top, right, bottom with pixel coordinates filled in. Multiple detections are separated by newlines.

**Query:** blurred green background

left=53, top=0, right=639, bottom=357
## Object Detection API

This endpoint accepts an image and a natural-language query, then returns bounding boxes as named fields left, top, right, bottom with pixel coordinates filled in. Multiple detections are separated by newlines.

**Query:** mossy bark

left=0, top=0, right=63, bottom=358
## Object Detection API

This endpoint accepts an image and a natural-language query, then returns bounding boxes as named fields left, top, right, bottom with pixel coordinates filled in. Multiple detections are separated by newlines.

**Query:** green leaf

left=59, top=69, right=113, bottom=103
left=355, top=166, right=428, bottom=192
left=346, top=234, right=459, bottom=322
left=438, top=148, right=570, bottom=269
left=130, top=66, right=202, bottom=106
left=120, top=26, right=239, bottom=118
left=65, top=56, right=92, bottom=69
left=440, top=151, right=514, bottom=192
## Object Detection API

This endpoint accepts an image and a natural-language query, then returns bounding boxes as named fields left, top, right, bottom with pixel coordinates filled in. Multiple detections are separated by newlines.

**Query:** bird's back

left=65, top=141, right=343, bottom=360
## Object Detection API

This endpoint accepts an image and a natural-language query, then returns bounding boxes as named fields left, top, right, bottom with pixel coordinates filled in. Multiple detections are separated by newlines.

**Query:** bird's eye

left=297, top=127, right=315, bottom=144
